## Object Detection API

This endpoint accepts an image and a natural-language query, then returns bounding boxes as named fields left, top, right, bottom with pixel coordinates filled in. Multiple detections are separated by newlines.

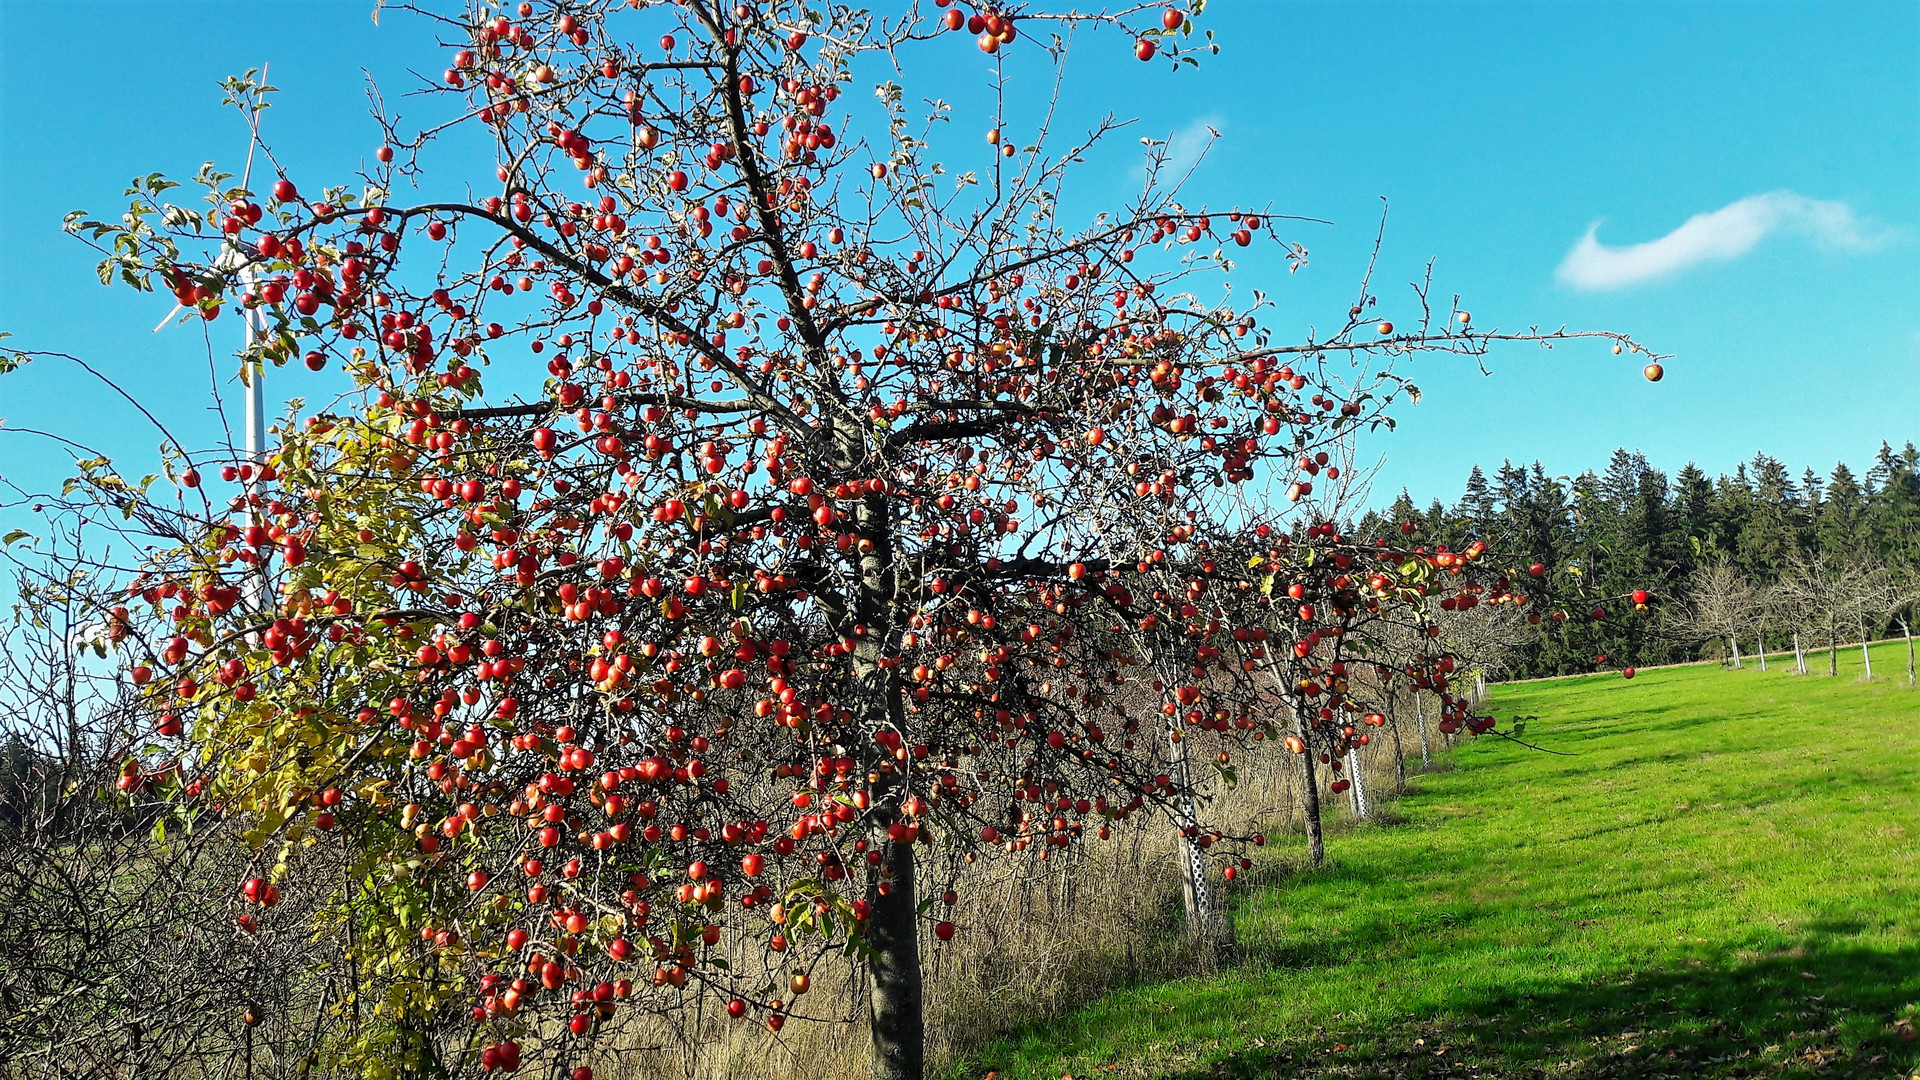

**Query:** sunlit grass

left=951, top=642, right=1920, bottom=1079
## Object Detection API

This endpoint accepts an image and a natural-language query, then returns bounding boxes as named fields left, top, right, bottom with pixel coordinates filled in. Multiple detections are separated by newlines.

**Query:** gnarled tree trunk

left=1296, top=706, right=1326, bottom=868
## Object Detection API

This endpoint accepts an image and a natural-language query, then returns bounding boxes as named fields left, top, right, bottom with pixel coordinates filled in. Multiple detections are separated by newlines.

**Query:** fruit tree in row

left=49, top=2, right=1660, bottom=1077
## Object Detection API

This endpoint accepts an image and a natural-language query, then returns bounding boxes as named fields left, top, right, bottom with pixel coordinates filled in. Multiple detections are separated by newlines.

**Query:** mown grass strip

left=953, top=641, right=1920, bottom=1079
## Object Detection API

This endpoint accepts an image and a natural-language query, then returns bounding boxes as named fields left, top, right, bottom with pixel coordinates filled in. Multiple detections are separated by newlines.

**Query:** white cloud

left=1143, top=116, right=1223, bottom=186
left=1555, top=190, right=1896, bottom=291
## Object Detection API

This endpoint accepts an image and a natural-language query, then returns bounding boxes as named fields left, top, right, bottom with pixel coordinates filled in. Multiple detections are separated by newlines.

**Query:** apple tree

left=36, top=1, right=1664, bottom=1077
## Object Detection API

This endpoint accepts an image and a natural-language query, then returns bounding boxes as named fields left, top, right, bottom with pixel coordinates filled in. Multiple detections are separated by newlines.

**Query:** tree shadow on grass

left=1149, top=936, right=1920, bottom=1079
left=1494, top=701, right=1793, bottom=748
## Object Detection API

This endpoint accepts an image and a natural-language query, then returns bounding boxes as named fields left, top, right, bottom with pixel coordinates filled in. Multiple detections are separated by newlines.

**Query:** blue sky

left=2, top=0, right=1915, bottom=516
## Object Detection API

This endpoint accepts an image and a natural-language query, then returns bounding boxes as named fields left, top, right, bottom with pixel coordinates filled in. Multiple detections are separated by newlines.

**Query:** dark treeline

left=1356, top=442, right=1920, bottom=678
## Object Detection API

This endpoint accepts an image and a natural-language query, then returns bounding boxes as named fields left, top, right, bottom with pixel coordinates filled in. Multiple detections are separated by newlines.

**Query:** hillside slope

left=954, top=642, right=1920, bottom=1079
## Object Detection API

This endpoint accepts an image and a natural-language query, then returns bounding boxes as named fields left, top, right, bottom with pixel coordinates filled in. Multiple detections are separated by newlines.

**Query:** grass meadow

left=951, top=642, right=1920, bottom=1079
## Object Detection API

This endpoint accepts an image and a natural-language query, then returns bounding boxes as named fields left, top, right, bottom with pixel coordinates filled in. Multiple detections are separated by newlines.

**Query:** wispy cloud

left=1556, top=190, right=1897, bottom=291
left=1143, top=116, right=1223, bottom=186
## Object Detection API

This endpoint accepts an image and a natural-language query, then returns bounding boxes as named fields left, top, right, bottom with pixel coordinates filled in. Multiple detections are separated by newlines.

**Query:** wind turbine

left=153, top=246, right=270, bottom=466
left=152, top=67, right=274, bottom=617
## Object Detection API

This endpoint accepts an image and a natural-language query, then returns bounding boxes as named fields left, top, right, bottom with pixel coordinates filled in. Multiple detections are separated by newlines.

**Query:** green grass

left=952, top=642, right=1920, bottom=1079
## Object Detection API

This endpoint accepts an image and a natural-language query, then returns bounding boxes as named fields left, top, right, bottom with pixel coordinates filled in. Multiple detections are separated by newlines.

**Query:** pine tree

left=1388, top=490, right=1420, bottom=529
left=1816, top=463, right=1867, bottom=562
left=1735, top=454, right=1800, bottom=582
left=1673, top=463, right=1716, bottom=562
left=1459, top=465, right=1497, bottom=538
left=1867, top=443, right=1920, bottom=570
left=1710, top=466, right=1754, bottom=559
left=1800, top=468, right=1826, bottom=553
left=1490, top=460, right=1535, bottom=558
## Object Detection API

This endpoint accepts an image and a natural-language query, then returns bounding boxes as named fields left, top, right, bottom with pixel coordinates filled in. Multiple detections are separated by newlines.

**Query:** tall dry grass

left=584, top=708, right=1430, bottom=1080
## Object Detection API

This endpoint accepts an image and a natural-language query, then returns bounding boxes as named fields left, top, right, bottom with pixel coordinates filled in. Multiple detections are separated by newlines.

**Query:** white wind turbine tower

left=152, top=68, right=274, bottom=617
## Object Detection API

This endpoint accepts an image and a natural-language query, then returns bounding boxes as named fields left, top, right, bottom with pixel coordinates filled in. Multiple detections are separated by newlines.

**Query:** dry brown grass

left=585, top=724, right=1424, bottom=1080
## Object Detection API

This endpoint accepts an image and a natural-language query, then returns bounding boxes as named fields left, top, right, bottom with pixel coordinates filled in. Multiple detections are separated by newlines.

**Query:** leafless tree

left=1888, top=574, right=1920, bottom=687
left=1683, top=561, right=1755, bottom=669
left=0, top=517, right=343, bottom=1080
left=1783, top=558, right=1893, bottom=679
left=1437, top=599, right=1534, bottom=686
left=1769, top=583, right=1811, bottom=676
left=1848, top=566, right=1914, bottom=683
left=1742, top=582, right=1818, bottom=673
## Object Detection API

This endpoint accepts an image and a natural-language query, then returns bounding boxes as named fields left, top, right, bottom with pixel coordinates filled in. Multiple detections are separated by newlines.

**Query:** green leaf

left=2, top=529, right=30, bottom=546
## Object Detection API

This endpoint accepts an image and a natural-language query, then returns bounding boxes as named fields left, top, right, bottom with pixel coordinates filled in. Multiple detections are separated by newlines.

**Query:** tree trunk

left=1296, top=708, right=1325, bottom=867
left=1793, top=631, right=1806, bottom=676
left=852, top=490, right=923, bottom=1080
left=1414, top=690, right=1431, bottom=766
left=1346, top=746, right=1370, bottom=819
left=1282, top=745, right=1296, bottom=837
left=1262, top=663, right=1324, bottom=865
left=1829, top=616, right=1839, bottom=677
left=1903, top=618, right=1915, bottom=687
left=1729, top=634, right=1742, bottom=669
left=1166, top=725, right=1227, bottom=947
left=1756, top=622, right=1767, bottom=671
left=867, top=839, right=923, bottom=1080
left=1859, top=618, right=1873, bottom=681
left=1387, top=703, right=1408, bottom=794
